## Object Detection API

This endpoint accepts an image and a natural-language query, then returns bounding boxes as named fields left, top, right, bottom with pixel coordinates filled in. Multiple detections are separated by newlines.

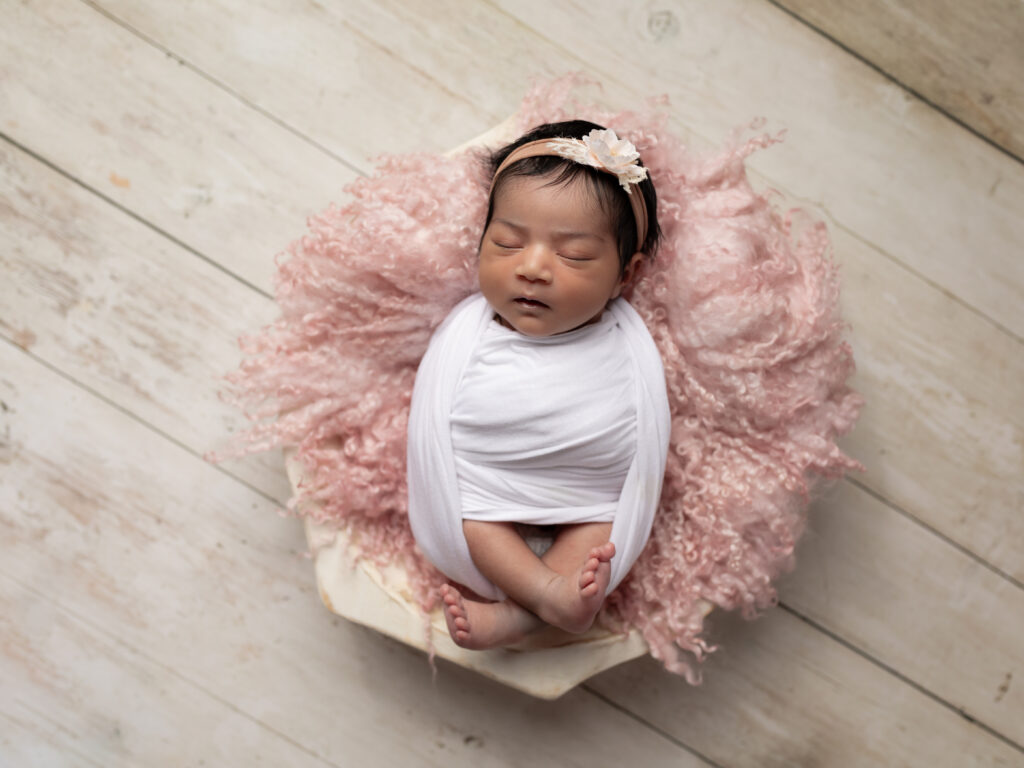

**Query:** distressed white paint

left=1, top=0, right=1022, bottom=764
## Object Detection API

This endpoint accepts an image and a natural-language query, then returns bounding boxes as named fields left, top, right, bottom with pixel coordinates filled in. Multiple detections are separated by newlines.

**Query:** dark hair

left=483, top=120, right=662, bottom=275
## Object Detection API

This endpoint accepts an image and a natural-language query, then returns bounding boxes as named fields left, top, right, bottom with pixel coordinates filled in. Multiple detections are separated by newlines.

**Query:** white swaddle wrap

left=452, top=309, right=636, bottom=525
left=408, top=293, right=670, bottom=601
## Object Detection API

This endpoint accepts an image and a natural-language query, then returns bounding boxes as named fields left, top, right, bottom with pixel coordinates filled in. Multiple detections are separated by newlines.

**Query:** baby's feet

left=440, top=584, right=540, bottom=650
left=539, top=541, right=615, bottom=634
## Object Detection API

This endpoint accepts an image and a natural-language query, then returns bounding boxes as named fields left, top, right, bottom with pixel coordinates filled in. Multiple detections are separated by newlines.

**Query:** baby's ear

left=613, top=253, right=644, bottom=298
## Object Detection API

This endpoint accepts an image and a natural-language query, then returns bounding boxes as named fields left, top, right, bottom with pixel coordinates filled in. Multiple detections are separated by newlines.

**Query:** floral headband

left=489, top=129, right=649, bottom=249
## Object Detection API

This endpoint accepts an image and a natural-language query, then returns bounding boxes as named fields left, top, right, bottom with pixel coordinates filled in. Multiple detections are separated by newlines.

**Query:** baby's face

left=479, top=174, right=630, bottom=337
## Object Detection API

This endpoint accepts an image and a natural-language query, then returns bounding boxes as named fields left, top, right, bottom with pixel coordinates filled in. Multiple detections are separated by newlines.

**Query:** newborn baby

left=407, top=120, right=670, bottom=649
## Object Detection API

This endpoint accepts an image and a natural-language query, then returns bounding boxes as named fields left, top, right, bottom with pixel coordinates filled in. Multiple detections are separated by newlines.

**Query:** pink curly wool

left=217, top=75, right=863, bottom=684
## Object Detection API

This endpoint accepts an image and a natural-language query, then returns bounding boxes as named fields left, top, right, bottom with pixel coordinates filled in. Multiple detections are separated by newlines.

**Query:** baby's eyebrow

left=553, top=230, right=606, bottom=243
left=492, top=218, right=607, bottom=243
left=491, top=218, right=525, bottom=232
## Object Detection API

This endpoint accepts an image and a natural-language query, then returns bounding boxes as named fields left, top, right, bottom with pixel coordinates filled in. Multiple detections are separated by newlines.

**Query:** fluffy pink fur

left=216, top=75, right=863, bottom=683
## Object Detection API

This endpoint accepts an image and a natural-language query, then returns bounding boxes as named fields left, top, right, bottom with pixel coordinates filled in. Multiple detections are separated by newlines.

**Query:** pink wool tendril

left=213, top=74, right=863, bottom=684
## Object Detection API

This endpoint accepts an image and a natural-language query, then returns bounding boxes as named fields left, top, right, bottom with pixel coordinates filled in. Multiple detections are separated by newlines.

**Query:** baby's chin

left=495, top=313, right=543, bottom=336
left=496, top=311, right=602, bottom=338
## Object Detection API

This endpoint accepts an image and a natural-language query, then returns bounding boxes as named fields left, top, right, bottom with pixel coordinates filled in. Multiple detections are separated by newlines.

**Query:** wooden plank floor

left=2, top=1, right=1021, bottom=765
left=773, top=0, right=1024, bottom=161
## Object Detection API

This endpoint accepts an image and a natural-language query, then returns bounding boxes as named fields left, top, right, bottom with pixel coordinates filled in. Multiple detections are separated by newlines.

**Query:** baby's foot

left=539, top=542, right=615, bottom=634
left=439, top=584, right=540, bottom=650
left=579, top=541, right=615, bottom=599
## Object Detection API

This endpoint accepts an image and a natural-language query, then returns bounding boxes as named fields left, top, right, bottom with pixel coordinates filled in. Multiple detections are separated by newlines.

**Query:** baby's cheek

left=477, top=268, right=502, bottom=300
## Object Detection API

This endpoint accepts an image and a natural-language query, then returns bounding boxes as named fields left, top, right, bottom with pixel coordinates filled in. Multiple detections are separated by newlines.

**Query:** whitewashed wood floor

left=2, top=1, right=1022, bottom=766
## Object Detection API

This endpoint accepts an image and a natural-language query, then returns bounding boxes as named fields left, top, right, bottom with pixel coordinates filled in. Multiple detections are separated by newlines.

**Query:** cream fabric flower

left=547, top=129, right=648, bottom=190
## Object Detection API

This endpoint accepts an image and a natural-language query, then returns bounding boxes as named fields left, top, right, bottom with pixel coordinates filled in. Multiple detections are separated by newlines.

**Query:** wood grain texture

left=85, top=0, right=500, bottom=161
left=774, top=0, right=1024, bottom=160
left=376, top=0, right=1024, bottom=337
left=0, top=574, right=336, bottom=768
left=1, top=0, right=360, bottom=297
left=0, top=140, right=289, bottom=503
left=2, top=0, right=1023, bottom=763
left=778, top=480, right=1024, bottom=742
left=828, top=220, right=1024, bottom=584
left=0, top=342, right=707, bottom=768
left=591, top=608, right=1022, bottom=768
left=3, top=322, right=1015, bottom=765
left=28, top=0, right=1021, bottom=600
left=71, top=0, right=1023, bottom=583
left=3, top=0, right=1019, bottom=705
left=7, top=123, right=1014, bottom=763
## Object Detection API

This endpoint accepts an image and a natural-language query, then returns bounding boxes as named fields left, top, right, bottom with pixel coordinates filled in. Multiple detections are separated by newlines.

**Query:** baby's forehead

left=491, top=173, right=615, bottom=231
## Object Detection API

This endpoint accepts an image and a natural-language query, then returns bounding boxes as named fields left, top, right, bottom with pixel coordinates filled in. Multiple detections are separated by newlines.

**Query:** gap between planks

left=0, top=317, right=1018, bottom=752
left=763, top=0, right=1024, bottom=168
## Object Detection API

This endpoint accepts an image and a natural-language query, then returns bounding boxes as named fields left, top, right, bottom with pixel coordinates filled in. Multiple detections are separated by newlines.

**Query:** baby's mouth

left=514, top=297, right=549, bottom=309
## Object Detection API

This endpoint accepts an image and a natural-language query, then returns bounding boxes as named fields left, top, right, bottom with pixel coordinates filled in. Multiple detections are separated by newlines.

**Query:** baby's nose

left=515, top=247, right=553, bottom=282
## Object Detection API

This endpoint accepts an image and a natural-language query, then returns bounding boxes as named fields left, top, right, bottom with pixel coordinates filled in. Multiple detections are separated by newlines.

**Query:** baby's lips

left=514, top=296, right=550, bottom=308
